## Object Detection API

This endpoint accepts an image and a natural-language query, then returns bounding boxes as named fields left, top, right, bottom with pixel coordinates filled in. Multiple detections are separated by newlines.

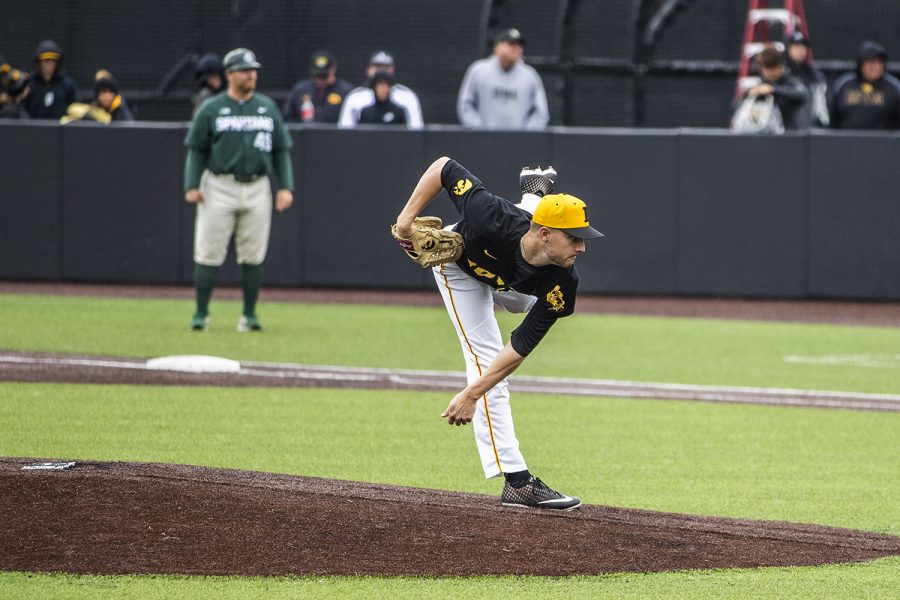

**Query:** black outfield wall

left=1, top=122, right=897, bottom=300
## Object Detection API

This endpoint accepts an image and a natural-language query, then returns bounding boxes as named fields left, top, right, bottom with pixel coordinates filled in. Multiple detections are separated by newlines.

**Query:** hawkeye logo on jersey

left=214, top=115, right=274, bottom=132
left=546, top=285, right=565, bottom=312
left=453, top=179, right=473, bottom=196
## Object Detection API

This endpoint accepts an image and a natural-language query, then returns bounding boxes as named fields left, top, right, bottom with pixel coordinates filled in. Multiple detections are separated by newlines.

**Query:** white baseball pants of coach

left=433, top=260, right=537, bottom=479
left=194, top=171, right=272, bottom=266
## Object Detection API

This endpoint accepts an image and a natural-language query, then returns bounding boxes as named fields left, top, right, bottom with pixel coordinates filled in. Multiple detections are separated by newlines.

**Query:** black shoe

left=519, top=166, right=557, bottom=197
left=501, top=476, right=581, bottom=511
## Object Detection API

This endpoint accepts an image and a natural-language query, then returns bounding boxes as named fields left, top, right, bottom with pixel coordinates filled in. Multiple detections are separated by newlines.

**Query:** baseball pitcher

left=392, top=158, right=602, bottom=511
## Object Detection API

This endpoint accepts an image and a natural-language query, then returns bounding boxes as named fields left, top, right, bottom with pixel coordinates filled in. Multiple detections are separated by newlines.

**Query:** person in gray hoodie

left=457, top=28, right=549, bottom=130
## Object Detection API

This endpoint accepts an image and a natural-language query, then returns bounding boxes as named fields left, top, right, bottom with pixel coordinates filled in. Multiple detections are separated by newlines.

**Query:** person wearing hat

left=184, top=48, right=295, bottom=332
left=59, top=69, right=135, bottom=124
left=457, top=28, right=549, bottom=130
left=830, top=40, right=900, bottom=130
left=338, top=50, right=423, bottom=129
left=282, top=50, right=353, bottom=123
left=92, top=70, right=135, bottom=121
left=356, top=70, right=407, bottom=126
left=392, top=157, right=602, bottom=511
left=0, top=66, right=31, bottom=120
left=25, top=40, right=79, bottom=119
left=784, top=31, right=829, bottom=127
left=192, top=53, right=226, bottom=116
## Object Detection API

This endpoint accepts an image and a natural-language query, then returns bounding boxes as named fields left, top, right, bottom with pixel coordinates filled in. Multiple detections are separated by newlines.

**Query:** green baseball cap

left=223, top=48, right=262, bottom=72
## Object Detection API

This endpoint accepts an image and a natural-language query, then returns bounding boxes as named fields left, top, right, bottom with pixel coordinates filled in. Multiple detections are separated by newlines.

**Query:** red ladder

left=735, top=0, right=812, bottom=99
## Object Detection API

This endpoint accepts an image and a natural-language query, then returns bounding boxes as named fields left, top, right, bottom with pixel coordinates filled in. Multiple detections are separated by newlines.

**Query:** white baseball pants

left=194, top=171, right=272, bottom=266
left=433, top=260, right=537, bottom=479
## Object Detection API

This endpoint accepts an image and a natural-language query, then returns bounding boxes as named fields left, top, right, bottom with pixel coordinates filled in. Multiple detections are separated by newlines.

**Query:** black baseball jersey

left=441, top=159, right=579, bottom=356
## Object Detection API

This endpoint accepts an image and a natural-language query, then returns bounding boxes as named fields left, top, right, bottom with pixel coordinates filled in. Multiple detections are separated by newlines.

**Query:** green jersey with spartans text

left=184, top=91, right=294, bottom=191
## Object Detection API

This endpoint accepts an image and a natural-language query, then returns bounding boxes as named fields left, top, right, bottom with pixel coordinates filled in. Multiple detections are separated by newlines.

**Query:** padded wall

left=2, top=123, right=898, bottom=300
left=676, top=132, right=807, bottom=297
left=808, top=133, right=900, bottom=299
left=60, top=123, right=184, bottom=282
left=0, top=123, right=62, bottom=279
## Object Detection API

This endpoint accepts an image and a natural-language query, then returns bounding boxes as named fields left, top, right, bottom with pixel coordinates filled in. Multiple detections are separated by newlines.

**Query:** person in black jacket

left=0, top=65, right=31, bottom=119
left=830, top=40, right=900, bottom=130
left=742, top=46, right=809, bottom=131
left=282, top=50, right=353, bottom=123
left=24, top=40, right=78, bottom=119
left=92, top=70, right=135, bottom=121
left=357, top=70, right=408, bottom=126
left=60, top=70, right=135, bottom=124
left=191, top=53, right=225, bottom=116
left=784, top=31, right=829, bottom=127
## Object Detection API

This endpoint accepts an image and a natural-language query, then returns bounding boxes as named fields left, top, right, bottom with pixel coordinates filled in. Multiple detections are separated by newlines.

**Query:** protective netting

left=2, top=0, right=898, bottom=125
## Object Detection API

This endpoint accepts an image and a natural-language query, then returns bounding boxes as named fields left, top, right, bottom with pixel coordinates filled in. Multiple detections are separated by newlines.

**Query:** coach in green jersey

left=184, top=47, right=294, bottom=332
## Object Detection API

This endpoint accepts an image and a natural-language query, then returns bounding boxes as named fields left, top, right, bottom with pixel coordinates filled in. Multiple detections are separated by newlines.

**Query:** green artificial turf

left=1, top=293, right=899, bottom=394
left=3, top=557, right=900, bottom=599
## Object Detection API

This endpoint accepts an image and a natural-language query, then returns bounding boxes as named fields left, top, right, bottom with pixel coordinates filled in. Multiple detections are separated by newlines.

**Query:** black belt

left=213, top=172, right=263, bottom=183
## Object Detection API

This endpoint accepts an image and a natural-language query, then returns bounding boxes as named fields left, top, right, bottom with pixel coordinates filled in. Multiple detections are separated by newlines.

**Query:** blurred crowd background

left=1, top=0, right=898, bottom=127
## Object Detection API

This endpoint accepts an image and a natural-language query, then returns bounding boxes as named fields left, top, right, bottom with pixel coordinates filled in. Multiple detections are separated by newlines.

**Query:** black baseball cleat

left=519, top=165, right=557, bottom=197
left=501, top=476, right=581, bottom=511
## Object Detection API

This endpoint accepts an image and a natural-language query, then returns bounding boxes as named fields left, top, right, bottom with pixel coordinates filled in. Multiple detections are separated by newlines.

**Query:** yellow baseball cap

left=532, top=193, right=603, bottom=239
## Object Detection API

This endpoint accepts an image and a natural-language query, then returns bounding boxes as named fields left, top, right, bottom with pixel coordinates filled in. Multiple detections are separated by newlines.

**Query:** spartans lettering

left=214, top=115, right=275, bottom=132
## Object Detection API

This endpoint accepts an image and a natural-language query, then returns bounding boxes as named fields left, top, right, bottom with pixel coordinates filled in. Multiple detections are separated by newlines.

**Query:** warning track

left=2, top=350, right=900, bottom=412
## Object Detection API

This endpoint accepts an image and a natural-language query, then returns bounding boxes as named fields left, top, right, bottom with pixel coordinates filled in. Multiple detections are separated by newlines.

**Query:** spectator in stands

left=735, top=46, right=808, bottom=132
left=830, top=40, right=900, bottom=130
left=92, top=70, right=135, bottom=121
left=25, top=40, right=79, bottom=119
left=784, top=31, right=829, bottom=127
left=282, top=51, right=353, bottom=123
left=192, top=53, right=225, bottom=115
left=457, top=28, right=549, bottom=130
left=0, top=65, right=31, bottom=119
left=353, top=70, right=408, bottom=126
left=339, top=50, right=423, bottom=128
left=60, top=70, right=135, bottom=124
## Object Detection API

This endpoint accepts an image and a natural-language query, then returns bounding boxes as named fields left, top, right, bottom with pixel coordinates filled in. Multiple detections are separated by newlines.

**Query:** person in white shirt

left=457, top=28, right=549, bottom=130
left=338, top=50, right=423, bottom=129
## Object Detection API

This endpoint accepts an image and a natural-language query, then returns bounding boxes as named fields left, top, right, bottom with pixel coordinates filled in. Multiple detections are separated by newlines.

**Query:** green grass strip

left=1, top=293, right=899, bottom=393
left=2, top=556, right=899, bottom=599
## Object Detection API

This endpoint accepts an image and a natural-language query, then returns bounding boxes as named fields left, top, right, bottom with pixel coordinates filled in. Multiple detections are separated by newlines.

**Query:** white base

left=146, top=355, right=241, bottom=373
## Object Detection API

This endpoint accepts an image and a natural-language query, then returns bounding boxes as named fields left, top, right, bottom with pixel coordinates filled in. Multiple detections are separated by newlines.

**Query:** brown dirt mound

left=1, top=458, right=897, bottom=576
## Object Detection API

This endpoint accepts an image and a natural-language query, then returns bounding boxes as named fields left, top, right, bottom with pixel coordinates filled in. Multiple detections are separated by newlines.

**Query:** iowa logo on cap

left=453, top=179, right=472, bottom=196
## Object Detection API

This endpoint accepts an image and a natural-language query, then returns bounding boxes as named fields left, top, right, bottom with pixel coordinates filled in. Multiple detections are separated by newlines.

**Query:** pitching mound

left=1, top=458, right=898, bottom=576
